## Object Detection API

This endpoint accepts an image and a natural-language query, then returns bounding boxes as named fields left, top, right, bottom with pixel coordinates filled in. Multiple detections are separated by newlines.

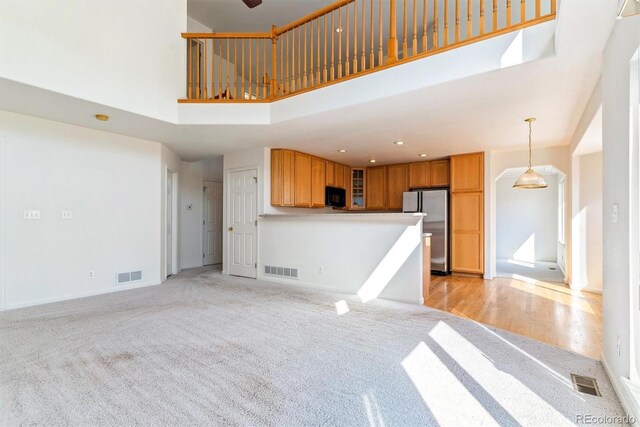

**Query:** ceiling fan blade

left=242, top=0, right=262, bottom=8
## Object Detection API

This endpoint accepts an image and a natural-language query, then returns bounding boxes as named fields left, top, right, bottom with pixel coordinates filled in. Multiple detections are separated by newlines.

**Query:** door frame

left=165, top=168, right=178, bottom=278
left=203, top=180, right=223, bottom=266
left=224, top=166, right=259, bottom=277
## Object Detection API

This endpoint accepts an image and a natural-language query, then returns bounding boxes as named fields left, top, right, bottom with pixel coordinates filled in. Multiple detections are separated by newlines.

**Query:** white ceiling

left=0, top=0, right=618, bottom=165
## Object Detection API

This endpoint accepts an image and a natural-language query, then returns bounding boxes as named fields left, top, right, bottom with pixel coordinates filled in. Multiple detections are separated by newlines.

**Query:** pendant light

left=513, top=118, right=548, bottom=189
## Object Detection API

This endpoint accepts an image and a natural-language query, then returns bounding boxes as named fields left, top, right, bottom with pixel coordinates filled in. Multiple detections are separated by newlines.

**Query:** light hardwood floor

left=425, top=275, right=602, bottom=359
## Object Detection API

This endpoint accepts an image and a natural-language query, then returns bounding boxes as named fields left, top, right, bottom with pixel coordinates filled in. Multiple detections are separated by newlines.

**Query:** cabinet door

left=311, top=156, right=326, bottom=207
left=450, top=153, right=483, bottom=192
left=430, top=159, right=450, bottom=187
left=335, top=164, right=345, bottom=189
left=409, top=161, right=430, bottom=188
left=451, top=192, right=484, bottom=273
left=271, top=149, right=284, bottom=206
left=294, top=152, right=312, bottom=207
left=270, top=149, right=295, bottom=206
left=366, top=166, right=386, bottom=210
left=282, top=150, right=295, bottom=206
left=350, top=168, right=366, bottom=209
left=386, top=164, right=408, bottom=210
left=326, top=160, right=335, bottom=187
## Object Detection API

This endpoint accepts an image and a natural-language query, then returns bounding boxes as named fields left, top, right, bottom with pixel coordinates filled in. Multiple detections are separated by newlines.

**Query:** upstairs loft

left=180, top=0, right=557, bottom=104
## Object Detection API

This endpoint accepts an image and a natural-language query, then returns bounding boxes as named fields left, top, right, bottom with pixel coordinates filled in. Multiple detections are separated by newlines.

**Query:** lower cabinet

left=450, top=192, right=484, bottom=274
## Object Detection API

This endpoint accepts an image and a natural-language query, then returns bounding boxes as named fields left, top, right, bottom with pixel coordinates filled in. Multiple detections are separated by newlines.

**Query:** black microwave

left=325, top=186, right=346, bottom=208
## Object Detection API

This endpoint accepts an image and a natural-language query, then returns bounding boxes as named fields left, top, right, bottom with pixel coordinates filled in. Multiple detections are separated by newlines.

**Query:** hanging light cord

left=528, top=119, right=533, bottom=170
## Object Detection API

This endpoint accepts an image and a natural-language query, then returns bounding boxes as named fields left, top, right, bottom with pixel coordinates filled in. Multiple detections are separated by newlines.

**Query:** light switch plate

left=612, top=203, right=618, bottom=223
left=61, top=210, right=73, bottom=219
left=23, top=210, right=40, bottom=220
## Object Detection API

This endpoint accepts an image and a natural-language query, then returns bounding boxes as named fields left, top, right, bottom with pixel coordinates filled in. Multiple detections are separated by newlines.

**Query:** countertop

left=259, top=212, right=426, bottom=218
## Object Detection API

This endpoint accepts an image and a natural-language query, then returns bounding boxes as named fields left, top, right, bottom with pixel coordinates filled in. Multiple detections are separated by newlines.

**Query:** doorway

left=203, top=181, right=223, bottom=266
left=495, top=166, right=566, bottom=284
left=227, top=169, right=258, bottom=278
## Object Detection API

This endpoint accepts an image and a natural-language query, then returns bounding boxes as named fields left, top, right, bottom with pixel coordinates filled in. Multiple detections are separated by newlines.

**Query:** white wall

left=487, top=146, right=571, bottom=279
left=0, top=110, right=162, bottom=309
left=161, top=145, right=181, bottom=279
left=496, top=174, right=558, bottom=262
left=179, top=157, right=223, bottom=269
left=600, top=16, right=640, bottom=420
left=0, top=0, right=187, bottom=123
left=571, top=152, right=603, bottom=292
left=258, top=214, right=424, bottom=304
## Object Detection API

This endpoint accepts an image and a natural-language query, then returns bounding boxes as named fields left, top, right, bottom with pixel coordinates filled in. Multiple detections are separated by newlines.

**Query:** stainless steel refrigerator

left=402, top=189, right=449, bottom=273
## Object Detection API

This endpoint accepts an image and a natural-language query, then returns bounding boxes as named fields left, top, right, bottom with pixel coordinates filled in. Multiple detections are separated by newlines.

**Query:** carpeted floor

left=0, top=267, right=626, bottom=426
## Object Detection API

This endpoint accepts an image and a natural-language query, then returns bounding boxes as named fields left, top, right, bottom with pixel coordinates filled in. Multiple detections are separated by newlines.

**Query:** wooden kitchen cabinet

left=350, top=168, right=366, bottom=209
left=326, top=160, right=335, bottom=187
left=294, top=152, right=312, bottom=207
left=366, top=166, right=386, bottom=210
left=271, top=149, right=295, bottom=207
left=409, top=161, right=431, bottom=188
left=311, top=156, right=326, bottom=207
left=430, top=159, right=450, bottom=187
left=451, top=192, right=484, bottom=273
left=335, top=164, right=345, bottom=189
left=386, top=164, right=408, bottom=210
left=450, top=152, right=483, bottom=192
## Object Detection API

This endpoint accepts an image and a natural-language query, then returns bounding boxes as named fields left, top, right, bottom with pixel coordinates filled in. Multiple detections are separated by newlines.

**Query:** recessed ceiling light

left=337, top=149, right=347, bottom=153
left=419, top=153, right=428, bottom=157
left=336, top=27, right=343, bottom=33
left=369, top=159, right=376, bottom=163
left=95, top=114, right=109, bottom=121
left=394, top=140, right=405, bottom=145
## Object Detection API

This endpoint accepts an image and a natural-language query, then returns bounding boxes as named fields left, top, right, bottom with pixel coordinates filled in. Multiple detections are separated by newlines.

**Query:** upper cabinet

left=326, top=160, right=336, bottom=187
left=366, top=166, right=386, bottom=210
left=386, top=164, right=408, bottom=210
left=350, top=168, right=366, bottom=209
left=294, top=152, right=312, bottom=207
left=311, top=156, right=326, bottom=207
left=271, top=149, right=295, bottom=207
left=450, top=152, right=483, bottom=192
left=409, top=161, right=431, bottom=188
left=430, top=159, right=450, bottom=187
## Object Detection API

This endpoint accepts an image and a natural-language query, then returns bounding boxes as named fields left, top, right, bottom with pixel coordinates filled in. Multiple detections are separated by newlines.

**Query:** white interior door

left=203, top=181, right=223, bottom=265
left=166, top=170, right=173, bottom=277
left=228, top=169, right=257, bottom=278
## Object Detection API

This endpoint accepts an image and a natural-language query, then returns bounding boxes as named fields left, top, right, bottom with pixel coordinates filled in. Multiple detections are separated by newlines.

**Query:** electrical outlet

left=61, top=210, right=73, bottom=219
left=612, top=203, right=618, bottom=223
left=23, top=210, right=40, bottom=220
left=88, top=270, right=94, bottom=279
left=616, top=335, right=621, bottom=356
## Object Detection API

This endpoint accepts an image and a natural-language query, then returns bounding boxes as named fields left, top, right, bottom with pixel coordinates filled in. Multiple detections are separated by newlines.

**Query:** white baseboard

left=3, top=281, right=161, bottom=311
left=601, top=352, right=640, bottom=426
left=255, top=274, right=422, bottom=305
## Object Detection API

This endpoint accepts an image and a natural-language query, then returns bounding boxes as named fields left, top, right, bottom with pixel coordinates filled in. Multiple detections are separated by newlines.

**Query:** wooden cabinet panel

left=326, top=160, right=336, bottom=187
left=450, top=152, right=483, bottom=192
left=386, top=164, right=408, bottom=210
left=409, top=161, right=431, bottom=188
left=430, top=159, right=450, bottom=187
left=366, top=166, right=386, bottom=210
left=335, top=164, right=345, bottom=189
left=294, top=152, right=312, bottom=207
left=311, top=156, right=326, bottom=207
left=351, top=168, right=366, bottom=209
left=271, top=149, right=295, bottom=206
left=451, top=192, right=483, bottom=274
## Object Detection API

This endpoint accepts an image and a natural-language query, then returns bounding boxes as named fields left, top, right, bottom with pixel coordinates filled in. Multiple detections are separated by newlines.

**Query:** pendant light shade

left=513, top=118, right=548, bottom=189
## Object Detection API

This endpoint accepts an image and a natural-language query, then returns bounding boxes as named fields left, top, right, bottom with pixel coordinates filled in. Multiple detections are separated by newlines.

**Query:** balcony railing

left=180, top=0, right=556, bottom=103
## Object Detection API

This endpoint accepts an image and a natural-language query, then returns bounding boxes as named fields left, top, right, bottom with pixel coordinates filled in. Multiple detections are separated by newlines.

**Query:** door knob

left=228, top=226, right=233, bottom=231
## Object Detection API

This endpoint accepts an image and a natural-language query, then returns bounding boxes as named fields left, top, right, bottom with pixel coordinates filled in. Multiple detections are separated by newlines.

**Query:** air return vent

left=570, top=374, right=601, bottom=397
left=116, top=270, right=143, bottom=285
left=264, top=265, right=298, bottom=279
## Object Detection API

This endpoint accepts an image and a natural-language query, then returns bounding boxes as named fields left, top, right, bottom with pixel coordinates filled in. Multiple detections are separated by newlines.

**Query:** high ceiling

left=187, top=0, right=329, bottom=32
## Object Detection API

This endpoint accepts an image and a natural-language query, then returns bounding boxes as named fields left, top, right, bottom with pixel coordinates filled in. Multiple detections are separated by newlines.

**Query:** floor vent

left=116, top=270, right=143, bottom=285
left=571, top=374, right=601, bottom=396
left=264, top=265, right=298, bottom=279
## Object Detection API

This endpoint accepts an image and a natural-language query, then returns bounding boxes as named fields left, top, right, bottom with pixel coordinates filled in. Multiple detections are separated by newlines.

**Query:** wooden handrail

left=181, top=0, right=557, bottom=103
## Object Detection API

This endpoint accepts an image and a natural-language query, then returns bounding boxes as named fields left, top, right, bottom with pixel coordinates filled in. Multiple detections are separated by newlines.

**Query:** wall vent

left=264, top=265, right=298, bottom=279
left=116, top=270, right=143, bottom=285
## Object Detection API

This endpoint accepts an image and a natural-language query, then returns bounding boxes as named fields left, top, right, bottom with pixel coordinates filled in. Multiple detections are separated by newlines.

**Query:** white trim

left=4, top=280, right=161, bottom=311
left=602, top=352, right=640, bottom=425
left=256, top=274, right=423, bottom=305
left=0, top=137, right=5, bottom=311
